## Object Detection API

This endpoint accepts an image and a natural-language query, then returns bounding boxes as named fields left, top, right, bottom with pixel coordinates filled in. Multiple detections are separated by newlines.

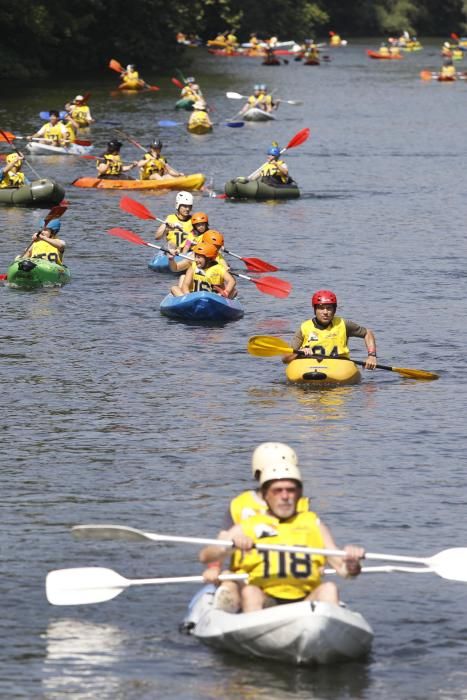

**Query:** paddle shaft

left=114, top=129, right=146, bottom=153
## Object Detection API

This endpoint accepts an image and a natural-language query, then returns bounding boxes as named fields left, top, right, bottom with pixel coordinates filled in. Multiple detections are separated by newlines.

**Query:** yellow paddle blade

left=247, top=335, right=293, bottom=357
left=392, top=367, right=439, bottom=381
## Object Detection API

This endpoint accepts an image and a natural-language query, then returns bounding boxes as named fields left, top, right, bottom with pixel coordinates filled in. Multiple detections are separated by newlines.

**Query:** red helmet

left=312, top=289, right=337, bottom=306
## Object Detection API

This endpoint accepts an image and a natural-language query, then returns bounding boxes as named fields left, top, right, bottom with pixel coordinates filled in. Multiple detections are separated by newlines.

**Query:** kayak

left=285, top=357, right=361, bottom=385
left=6, top=257, right=71, bottom=289
left=367, top=50, right=403, bottom=60
left=243, top=107, right=276, bottom=122
left=182, top=585, right=373, bottom=666
left=26, top=141, right=93, bottom=156
left=208, top=48, right=295, bottom=57
left=263, top=57, right=281, bottom=65
left=187, top=122, right=213, bottom=135
left=72, top=173, right=205, bottom=191
left=304, top=57, right=320, bottom=65
left=160, top=291, right=244, bottom=324
left=175, top=98, right=195, bottom=111
left=224, top=177, right=300, bottom=200
left=148, top=252, right=183, bottom=273
left=118, top=81, right=143, bottom=91
left=0, top=178, right=65, bottom=207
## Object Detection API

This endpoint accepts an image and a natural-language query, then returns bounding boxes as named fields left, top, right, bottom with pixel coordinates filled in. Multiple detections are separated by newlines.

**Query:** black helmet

left=107, top=139, right=122, bottom=151
left=149, top=139, right=162, bottom=150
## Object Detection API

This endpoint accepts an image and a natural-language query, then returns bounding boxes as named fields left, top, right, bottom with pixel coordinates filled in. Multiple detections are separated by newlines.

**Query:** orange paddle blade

left=109, top=59, right=124, bottom=73
left=286, top=127, right=310, bottom=150
left=0, top=130, right=16, bottom=142
left=420, top=70, right=433, bottom=81
left=171, top=77, right=184, bottom=89
left=119, top=196, right=156, bottom=220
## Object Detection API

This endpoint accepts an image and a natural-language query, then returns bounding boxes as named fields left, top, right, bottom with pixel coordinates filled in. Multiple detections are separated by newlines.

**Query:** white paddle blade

left=72, top=524, right=151, bottom=542
left=430, top=548, right=467, bottom=582
left=225, top=92, right=244, bottom=99
left=46, top=567, right=128, bottom=605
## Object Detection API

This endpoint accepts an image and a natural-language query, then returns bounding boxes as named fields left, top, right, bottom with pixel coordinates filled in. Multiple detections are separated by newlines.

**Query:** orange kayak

left=72, top=174, right=206, bottom=191
left=367, top=49, right=403, bottom=60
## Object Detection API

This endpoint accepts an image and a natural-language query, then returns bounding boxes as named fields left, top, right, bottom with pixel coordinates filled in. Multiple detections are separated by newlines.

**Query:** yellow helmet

left=251, top=442, right=298, bottom=479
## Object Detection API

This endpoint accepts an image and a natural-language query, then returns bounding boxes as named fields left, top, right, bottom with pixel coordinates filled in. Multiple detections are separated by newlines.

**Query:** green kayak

left=175, top=98, right=195, bottom=111
left=6, top=257, right=71, bottom=289
left=0, top=179, right=65, bottom=207
left=224, top=176, right=300, bottom=200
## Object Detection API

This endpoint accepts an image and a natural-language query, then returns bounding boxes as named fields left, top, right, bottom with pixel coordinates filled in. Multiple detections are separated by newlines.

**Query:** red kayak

left=208, top=48, right=294, bottom=57
left=367, top=49, right=403, bottom=60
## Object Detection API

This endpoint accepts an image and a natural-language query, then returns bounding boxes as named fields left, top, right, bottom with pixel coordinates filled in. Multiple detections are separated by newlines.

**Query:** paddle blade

left=44, top=205, right=68, bottom=225
left=74, top=139, right=92, bottom=146
left=253, top=276, right=292, bottom=298
left=72, top=524, right=151, bottom=542
left=242, top=257, right=279, bottom=273
left=158, top=120, right=181, bottom=127
left=0, top=131, right=16, bottom=142
left=226, top=91, right=244, bottom=99
left=0, top=274, right=7, bottom=280
left=107, top=227, right=148, bottom=246
left=120, top=196, right=156, bottom=220
left=171, top=77, right=184, bottom=89
left=247, top=335, right=293, bottom=356
left=420, top=70, right=433, bottom=81
left=109, top=58, right=124, bottom=73
left=285, top=127, right=310, bottom=150
left=431, top=548, right=467, bottom=582
left=451, top=33, right=460, bottom=41
left=46, top=567, right=128, bottom=605
left=146, top=85, right=160, bottom=92
left=225, top=121, right=244, bottom=128
left=392, top=366, right=439, bottom=381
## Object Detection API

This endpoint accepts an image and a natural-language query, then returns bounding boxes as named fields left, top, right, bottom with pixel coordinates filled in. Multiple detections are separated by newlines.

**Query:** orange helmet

left=202, top=229, right=224, bottom=247
left=192, top=242, right=218, bottom=259
left=191, top=212, right=209, bottom=226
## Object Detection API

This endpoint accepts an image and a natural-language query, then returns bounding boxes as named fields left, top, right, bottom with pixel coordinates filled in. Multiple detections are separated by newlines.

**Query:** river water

left=1, top=39, right=467, bottom=699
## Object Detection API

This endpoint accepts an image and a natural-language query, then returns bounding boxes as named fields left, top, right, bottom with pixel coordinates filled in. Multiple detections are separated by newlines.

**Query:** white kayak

left=182, top=585, right=373, bottom=666
left=243, top=108, right=276, bottom=122
left=26, top=141, right=93, bottom=156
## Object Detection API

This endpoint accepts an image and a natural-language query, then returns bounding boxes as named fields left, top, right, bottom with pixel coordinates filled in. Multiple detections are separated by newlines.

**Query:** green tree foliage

left=0, top=0, right=466, bottom=80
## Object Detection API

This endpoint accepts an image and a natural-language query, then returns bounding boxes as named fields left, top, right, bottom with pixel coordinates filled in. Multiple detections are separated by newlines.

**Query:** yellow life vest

left=230, top=511, right=325, bottom=600
left=441, top=65, right=456, bottom=78
left=98, top=154, right=122, bottom=176
left=42, top=122, right=66, bottom=144
left=260, top=159, right=288, bottom=184
left=379, top=46, right=389, bottom=55
left=230, top=490, right=310, bottom=525
left=181, top=86, right=197, bottom=100
left=165, top=214, right=193, bottom=249
left=140, top=153, right=166, bottom=180
left=62, top=121, right=76, bottom=143
left=123, top=70, right=139, bottom=83
left=29, top=239, right=63, bottom=265
left=330, top=34, right=341, bottom=46
left=299, top=316, right=350, bottom=357
left=189, top=110, right=211, bottom=128
left=0, top=170, right=25, bottom=188
left=69, top=104, right=91, bottom=126
left=190, top=260, right=226, bottom=292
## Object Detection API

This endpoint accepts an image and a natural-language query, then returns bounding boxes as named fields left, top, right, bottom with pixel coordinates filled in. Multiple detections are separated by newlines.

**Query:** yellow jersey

left=0, top=170, right=25, bottom=188
left=299, top=316, right=350, bottom=357
left=190, top=260, right=226, bottom=292
left=230, top=511, right=325, bottom=600
left=69, top=104, right=92, bottom=126
left=29, top=239, right=63, bottom=264
left=230, top=489, right=310, bottom=525
left=260, top=160, right=288, bottom=184
left=98, top=154, right=122, bottom=176
left=140, top=153, right=166, bottom=180
left=165, top=214, right=193, bottom=249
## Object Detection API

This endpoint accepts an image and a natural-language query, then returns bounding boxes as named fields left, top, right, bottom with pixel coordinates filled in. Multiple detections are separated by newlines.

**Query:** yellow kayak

left=187, top=122, right=213, bottom=135
left=285, top=357, right=361, bottom=385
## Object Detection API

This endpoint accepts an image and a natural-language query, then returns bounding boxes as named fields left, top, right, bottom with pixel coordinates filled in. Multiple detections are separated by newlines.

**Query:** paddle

left=0, top=131, right=93, bottom=147
left=157, top=120, right=244, bottom=129
left=119, top=195, right=278, bottom=272
left=46, top=567, right=247, bottom=606
left=113, top=128, right=146, bottom=153
left=11, top=204, right=68, bottom=264
left=107, top=228, right=291, bottom=298
left=247, top=127, right=310, bottom=180
left=108, top=59, right=160, bottom=91
left=246, top=335, right=439, bottom=380
left=226, top=91, right=302, bottom=105
left=39, top=111, right=68, bottom=120
left=71, top=526, right=467, bottom=583
left=171, top=77, right=185, bottom=89
left=0, top=129, right=42, bottom=179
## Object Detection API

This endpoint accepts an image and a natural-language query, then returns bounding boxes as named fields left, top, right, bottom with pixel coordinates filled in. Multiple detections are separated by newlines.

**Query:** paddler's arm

left=318, top=520, right=364, bottom=578
left=165, top=163, right=184, bottom=177
left=282, top=328, right=304, bottom=363
left=179, top=265, right=194, bottom=294
left=155, top=222, right=168, bottom=240
left=346, top=320, right=377, bottom=370
left=38, top=233, right=65, bottom=252
left=199, top=525, right=253, bottom=564
left=220, top=269, right=236, bottom=298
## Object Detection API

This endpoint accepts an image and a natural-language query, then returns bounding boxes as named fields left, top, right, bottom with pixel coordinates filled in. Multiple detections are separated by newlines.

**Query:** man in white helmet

left=155, top=191, right=194, bottom=252
left=200, top=451, right=364, bottom=612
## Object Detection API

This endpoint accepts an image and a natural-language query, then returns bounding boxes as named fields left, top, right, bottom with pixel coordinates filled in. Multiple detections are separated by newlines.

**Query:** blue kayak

left=39, top=111, right=68, bottom=120
left=160, top=291, right=244, bottom=323
left=148, top=252, right=183, bottom=273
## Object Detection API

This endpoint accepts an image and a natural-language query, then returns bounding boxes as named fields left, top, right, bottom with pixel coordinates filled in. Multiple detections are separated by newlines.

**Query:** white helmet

left=74, top=95, right=84, bottom=102
left=260, top=461, right=302, bottom=487
left=175, top=191, right=193, bottom=208
left=251, top=442, right=298, bottom=479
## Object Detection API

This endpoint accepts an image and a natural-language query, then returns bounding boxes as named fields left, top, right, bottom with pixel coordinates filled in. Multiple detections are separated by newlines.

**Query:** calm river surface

left=1, top=39, right=467, bottom=699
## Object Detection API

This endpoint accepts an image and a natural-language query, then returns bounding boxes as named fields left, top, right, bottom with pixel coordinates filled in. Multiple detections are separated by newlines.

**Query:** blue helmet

left=267, top=146, right=281, bottom=158
left=40, top=218, right=61, bottom=233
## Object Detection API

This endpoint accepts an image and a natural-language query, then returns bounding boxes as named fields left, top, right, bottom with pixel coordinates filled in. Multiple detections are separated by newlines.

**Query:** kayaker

left=65, top=95, right=94, bottom=127
left=170, top=242, right=235, bottom=298
left=96, top=140, right=136, bottom=179
left=136, top=140, right=184, bottom=181
left=188, top=101, right=213, bottom=131
left=0, top=152, right=28, bottom=188
left=169, top=230, right=228, bottom=283
left=155, top=191, right=194, bottom=252
left=281, top=289, right=377, bottom=369
left=121, top=64, right=142, bottom=88
left=329, top=31, right=342, bottom=46
left=249, top=144, right=291, bottom=185
left=61, top=113, right=80, bottom=145
left=379, top=42, right=390, bottom=56
left=177, top=211, right=210, bottom=255
left=180, top=77, right=202, bottom=104
left=201, top=458, right=364, bottom=612
left=440, top=57, right=456, bottom=79
left=28, top=110, right=67, bottom=146
left=23, top=219, right=65, bottom=264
